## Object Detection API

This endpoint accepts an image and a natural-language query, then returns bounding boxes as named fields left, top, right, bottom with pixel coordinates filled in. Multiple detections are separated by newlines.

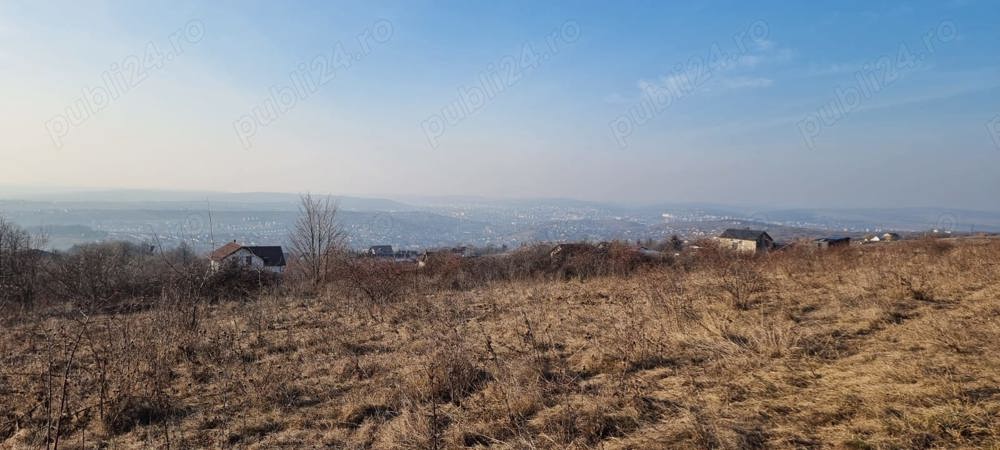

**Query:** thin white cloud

left=659, top=69, right=1000, bottom=144
left=631, top=36, right=792, bottom=100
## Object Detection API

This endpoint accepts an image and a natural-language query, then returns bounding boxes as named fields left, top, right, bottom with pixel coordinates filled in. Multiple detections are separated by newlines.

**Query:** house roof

left=244, top=246, right=287, bottom=267
left=369, top=245, right=394, bottom=256
left=210, top=242, right=243, bottom=261
left=25, top=248, right=56, bottom=258
left=210, top=242, right=286, bottom=267
left=720, top=229, right=771, bottom=241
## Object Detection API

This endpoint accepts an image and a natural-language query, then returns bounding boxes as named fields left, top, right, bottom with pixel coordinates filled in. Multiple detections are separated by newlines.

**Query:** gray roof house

left=717, top=229, right=774, bottom=254
left=367, top=245, right=395, bottom=258
left=814, top=237, right=851, bottom=249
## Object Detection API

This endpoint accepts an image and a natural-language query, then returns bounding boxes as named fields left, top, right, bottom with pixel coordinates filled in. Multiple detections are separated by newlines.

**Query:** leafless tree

left=0, top=216, right=46, bottom=309
left=289, top=193, right=346, bottom=289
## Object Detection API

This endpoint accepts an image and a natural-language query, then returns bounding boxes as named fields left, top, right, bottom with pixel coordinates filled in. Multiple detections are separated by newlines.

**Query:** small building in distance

left=210, top=241, right=287, bottom=273
left=882, top=232, right=902, bottom=242
left=394, top=249, right=420, bottom=262
left=717, top=229, right=774, bottom=254
left=367, top=245, right=395, bottom=258
left=814, top=236, right=851, bottom=250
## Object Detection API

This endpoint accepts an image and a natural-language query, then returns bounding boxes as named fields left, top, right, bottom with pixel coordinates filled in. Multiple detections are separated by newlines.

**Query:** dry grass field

left=2, top=237, right=1000, bottom=449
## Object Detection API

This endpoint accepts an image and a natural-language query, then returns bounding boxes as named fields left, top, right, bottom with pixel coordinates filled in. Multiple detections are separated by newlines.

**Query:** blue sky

left=2, top=1, right=999, bottom=209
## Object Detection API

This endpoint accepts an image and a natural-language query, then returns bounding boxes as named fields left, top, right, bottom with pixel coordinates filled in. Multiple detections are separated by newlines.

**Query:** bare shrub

left=0, top=216, right=44, bottom=311
left=103, top=393, right=182, bottom=435
left=608, top=295, right=673, bottom=374
left=554, top=243, right=605, bottom=280
left=916, top=235, right=956, bottom=257
left=419, top=251, right=466, bottom=289
left=528, top=399, right=625, bottom=446
left=718, top=259, right=770, bottom=309
left=743, top=315, right=800, bottom=358
left=340, top=258, right=415, bottom=318
left=405, top=330, right=489, bottom=405
left=418, top=241, right=670, bottom=289
left=374, top=407, right=438, bottom=449
left=289, top=193, right=346, bottom=291
left=44, top=241, right=157, bottom=310
left=640, top=269, right=692, bottom=322
left=201, top=261, right=281, bottom=302
left=36, top=239, right=272, bottom=316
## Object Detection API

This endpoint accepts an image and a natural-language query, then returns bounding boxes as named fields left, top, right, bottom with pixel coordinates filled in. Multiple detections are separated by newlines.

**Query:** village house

left=814, top=236, right=851, bottom=249
left=717, top=229, right=774, bottom=254
left=210, top=241, right=287, bottom=273
left=882, top=232, right=902, bottom=242
left=417, top=246, right=471, bottom=267
left=367, top=245, right=395, bottom=258
left=394, top=249, right=420, bottom=261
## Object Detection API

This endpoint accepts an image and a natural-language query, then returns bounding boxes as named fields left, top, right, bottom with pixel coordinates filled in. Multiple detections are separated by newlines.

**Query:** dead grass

left=2, top=237, right=1000, bottom=448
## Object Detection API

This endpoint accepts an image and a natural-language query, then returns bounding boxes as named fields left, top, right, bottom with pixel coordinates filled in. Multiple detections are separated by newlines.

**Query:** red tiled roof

left=210, top=242, right=243, bottom=261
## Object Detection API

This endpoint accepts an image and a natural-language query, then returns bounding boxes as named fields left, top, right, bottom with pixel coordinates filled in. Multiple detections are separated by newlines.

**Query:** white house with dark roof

left=210, top=241, right=287, bottom=273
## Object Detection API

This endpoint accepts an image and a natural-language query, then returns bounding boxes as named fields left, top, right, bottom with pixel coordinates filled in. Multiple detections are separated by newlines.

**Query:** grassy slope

left=2, top=238, right=999, bottom=449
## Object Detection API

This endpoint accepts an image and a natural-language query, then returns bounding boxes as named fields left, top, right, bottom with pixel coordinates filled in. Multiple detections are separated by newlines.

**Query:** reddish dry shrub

left=338, top=258, right=416, bottom=316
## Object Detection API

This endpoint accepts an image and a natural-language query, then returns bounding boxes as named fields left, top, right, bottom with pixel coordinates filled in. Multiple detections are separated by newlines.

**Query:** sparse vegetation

left=2, top=235, right=1000, bottom=448
left=289, top=193, right=347, bottom=291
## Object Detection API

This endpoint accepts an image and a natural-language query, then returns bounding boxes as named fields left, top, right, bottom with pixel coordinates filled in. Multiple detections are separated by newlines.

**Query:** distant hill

left=3, top=189, right=1000, bottom=251
left=0, top=189, right=417, bottom=212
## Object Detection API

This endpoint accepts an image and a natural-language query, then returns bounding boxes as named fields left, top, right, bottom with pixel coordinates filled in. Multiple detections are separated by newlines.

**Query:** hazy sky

left=2, top=1, right=999, bottom=210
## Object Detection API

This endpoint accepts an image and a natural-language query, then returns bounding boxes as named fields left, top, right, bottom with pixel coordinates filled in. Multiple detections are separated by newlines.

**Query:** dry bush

left=528, top=398, right=622, bottom=446
left=418, top=242, right=671, bottom=290
left=43, top=241, right=159, bottom=309
left=717, top=258, right=770, bottom=309
left=640, top=269, right=693, bottom=323
left=0, top=311, right=188, bottom=447
left=418, top=251, right=464, bottom=287
left=338, top=258, right=416, bottom=318
left=404, top=339, right=489, bottom=405
left=607, top=294, right=673, bottom=374
left=373, top=406, right=439, bottom=449
left=0, top=216, right=44, bottom=311
left=914, top=235, right=956, bottom=257
left=677, top=238, right=729, bottom=271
